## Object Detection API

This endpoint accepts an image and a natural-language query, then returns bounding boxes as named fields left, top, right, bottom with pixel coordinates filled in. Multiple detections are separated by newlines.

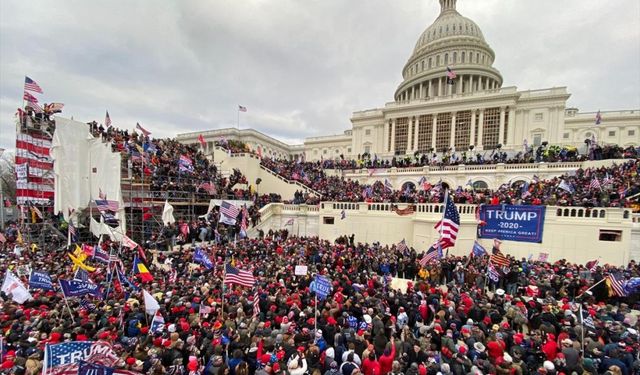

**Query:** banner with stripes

left=15, top=132, right=54, bottom=204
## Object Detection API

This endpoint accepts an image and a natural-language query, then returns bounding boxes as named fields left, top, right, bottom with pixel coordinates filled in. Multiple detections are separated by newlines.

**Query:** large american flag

left=95, top=199, right=119, bottom=212
left=433, top=197, right=460, bottom=249
left=15, top=132, right=54, bottom=204
left=24, top=76, right=43, bottom=93
left=220, top=201, right=240, bottom=219
left=224, top=263, right=255, bottom=287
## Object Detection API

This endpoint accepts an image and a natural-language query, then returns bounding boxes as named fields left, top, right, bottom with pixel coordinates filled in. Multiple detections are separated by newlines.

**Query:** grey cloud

left=1, top=0, right=638, bottom=151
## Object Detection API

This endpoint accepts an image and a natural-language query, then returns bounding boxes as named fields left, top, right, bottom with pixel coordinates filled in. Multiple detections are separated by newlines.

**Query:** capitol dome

left=395, top=0, right=503, bottom=101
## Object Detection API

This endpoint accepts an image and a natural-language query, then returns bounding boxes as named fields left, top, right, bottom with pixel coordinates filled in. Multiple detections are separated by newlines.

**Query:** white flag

left=162, top=200, right=175, bottom=226
left=143, top=289, right=160, bottom=315
left=2, top=270, right=32, bottom=304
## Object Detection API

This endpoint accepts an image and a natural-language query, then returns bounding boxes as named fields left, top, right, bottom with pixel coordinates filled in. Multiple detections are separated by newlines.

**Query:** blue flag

left=116, top=267, right=139, bottom=292
left=194, top=247, right=214, bottom=269
left=78, top=361, right=114, bottom=375
left=94, top=246, right=110, bottom=264
left=59, top=279, right=103, bottom=299
left=28, top=270, right=53, bottom=290
left=472, top=241, right=486, bottom=257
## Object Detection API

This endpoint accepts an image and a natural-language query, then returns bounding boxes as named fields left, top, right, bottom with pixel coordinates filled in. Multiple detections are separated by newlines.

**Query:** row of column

left=384, top=107, right=514, bottom=154
left=398, top=75, right=500, bottom=101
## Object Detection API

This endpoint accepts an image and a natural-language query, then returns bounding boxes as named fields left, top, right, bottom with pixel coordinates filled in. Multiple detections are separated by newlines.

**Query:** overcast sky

left=1, top=0, right=639, bottom=151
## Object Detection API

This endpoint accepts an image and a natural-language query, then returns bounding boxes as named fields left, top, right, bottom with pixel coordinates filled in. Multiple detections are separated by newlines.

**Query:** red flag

left=198, top=134, right=206, bottom=148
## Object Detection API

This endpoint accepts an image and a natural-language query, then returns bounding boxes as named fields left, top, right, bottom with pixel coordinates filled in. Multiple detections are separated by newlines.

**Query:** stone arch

left=400, top=181, right=416, bottom=192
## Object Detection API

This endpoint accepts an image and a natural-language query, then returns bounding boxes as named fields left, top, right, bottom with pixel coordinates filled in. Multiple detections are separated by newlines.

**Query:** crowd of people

left=264, top=159, right=639, bottom=208
left=87, top=123, right=255, bottom=201
left=1, top=219, right=638, bottom=375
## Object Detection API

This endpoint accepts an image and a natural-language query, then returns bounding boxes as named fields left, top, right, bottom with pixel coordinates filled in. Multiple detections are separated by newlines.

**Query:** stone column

left=477, top=109, right=485, bottom=149
left=419, top=82, right=423, bottom=99
left=469, top=75, right=474, bottom=93
left=479, top=76, right=483, bottom=91
left=391, top=119, right=396, bottom=154
left=383, top=120, right=389, bottom=152
left=470, top=109, right=477, bottom=146
left=431, top=114, right=438, bottom=150
left=450, top=112, right=457, bottom=149
left=507, top=107, right=515, bottom=146
left=438, top=78, right=442, bottom=96
left=407, top=117, right=413, bottom=153
left=499, top=107, right=506, bottom=147
left=457, top=75, right=463, bottom=94
left=413, top=117, right=420, bottom=151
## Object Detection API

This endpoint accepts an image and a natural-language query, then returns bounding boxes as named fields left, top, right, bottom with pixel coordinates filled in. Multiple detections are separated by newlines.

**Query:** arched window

left=472, top=181, right=488, bottom=189
left=436, top=55, right=440, bottom=66
left=401, top=182, right=416, bottom=192
left=453, top=52, right=457, bottom=63
left=482, top=55, right=485, bottom=64
left=476, top=53, right=479, bottom=63
left=429, top=57, right=432, bottom=67
left=444, top=53, right=448, bottom=64
left=461, top=52, right=465, bottom=63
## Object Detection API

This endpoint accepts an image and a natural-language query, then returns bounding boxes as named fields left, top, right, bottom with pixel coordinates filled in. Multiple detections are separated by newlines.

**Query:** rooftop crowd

left=0, top=218, right=638, bottom=375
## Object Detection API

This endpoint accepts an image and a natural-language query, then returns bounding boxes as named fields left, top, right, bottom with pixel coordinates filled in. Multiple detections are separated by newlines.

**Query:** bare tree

left=0, top=150, right=16, bottom=203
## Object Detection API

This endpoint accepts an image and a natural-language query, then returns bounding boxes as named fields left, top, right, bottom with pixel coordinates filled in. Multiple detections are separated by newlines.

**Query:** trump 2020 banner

left=478, top=205, right=546, bottom=243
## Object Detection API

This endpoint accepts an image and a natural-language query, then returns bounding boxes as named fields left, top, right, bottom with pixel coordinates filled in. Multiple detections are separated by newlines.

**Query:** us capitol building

left=178, top=0, right=640, bottom=161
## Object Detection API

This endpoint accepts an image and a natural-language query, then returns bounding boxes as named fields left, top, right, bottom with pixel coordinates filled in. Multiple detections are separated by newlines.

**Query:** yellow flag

left=16, top=230, right=23, bottom=245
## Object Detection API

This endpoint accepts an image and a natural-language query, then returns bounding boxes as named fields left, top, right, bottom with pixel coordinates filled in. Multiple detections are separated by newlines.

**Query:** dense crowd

left=267, top=159, right=640, bottom=208
left=87, top=123, right=254, bottom=201
left=0, top=221, right=639, bottom=375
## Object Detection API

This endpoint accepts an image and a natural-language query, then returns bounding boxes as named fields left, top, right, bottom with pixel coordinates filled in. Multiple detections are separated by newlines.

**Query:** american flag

left=396, top=239, right=409, bottom=255
left=220, top=201, right=240, bottom=219
left=602, top=173, right=613, bottom=185
left=105, top=111, right=112, bottom=127
left=384, top=179, right=393, bottom=191
left=168, top=268, right=177, bottom=283
left=95, top=199, right=119, bottom=212
left=24, top=76, right=43, bottom=93
left=23, top=91, right=39, bottom=103
left=446, top=67, right=457, bottom=79
left=586, top=259, right=599, bottom=272
left=98, top=188, right=107, bottom=200
left=490, top=252, right=510, bottom=268
left=253, top=289, right=260, bottom=317
left=238, top=105, right=247, bottom=112
left=284, top=218, right=294, bottom=226
left=224, top=263, right=255, bottom=287
left=79, top=298, right=96, bottom=312
left=26, top=100, right=43, bottom=113
left=606, top=274, right=627, bottom=297
left=589, top=177, right=601, bottom=190
left=419, top=243, right=442, bottom=267
left=68, top=222, right=77, bottom=243
left=136, top=122, right=151, bottom=136
left=199, top=182, right=217, bottom=195
left=433, top=196, right=460, bottom=249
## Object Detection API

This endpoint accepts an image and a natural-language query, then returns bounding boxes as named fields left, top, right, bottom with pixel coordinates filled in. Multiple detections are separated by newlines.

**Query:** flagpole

left=237, top=108, right=240, bottom=130
left=59, top=280, right=76, bottom=324
left=575, top=277, right=607, bottom=299
left=441, top=188, right=448, bottom=257
left=579, top=303, right=585, bottom=355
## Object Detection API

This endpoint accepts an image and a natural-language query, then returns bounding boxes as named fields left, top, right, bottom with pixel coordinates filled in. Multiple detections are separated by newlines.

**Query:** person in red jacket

left=486, top=334, right=505, bottom=362
left=361, top=352, right=381, bottom=375
left=541, top=333, right=558, bottom=361
left=378, top=337, right=395, bottom=375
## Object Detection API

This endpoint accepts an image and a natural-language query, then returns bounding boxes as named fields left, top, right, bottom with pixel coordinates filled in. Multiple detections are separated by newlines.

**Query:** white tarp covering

left=51, top=118, right=125, bottom=230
